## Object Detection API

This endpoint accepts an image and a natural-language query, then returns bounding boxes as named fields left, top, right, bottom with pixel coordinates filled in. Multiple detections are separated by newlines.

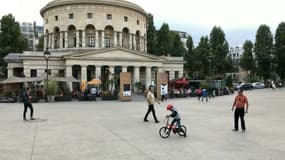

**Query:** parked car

left=233, top=83, right=240, bottom=90
left=252, top=82, right=265, bottom=89
left=237, top=83, right=254, bottom=90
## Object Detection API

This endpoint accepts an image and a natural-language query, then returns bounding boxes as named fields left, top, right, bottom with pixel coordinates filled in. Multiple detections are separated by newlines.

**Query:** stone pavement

left=0, top=89, right=284, bottom=160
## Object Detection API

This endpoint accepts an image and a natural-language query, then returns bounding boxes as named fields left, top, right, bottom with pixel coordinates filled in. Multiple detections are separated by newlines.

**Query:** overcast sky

left=1, top=0, right=285, bottom=46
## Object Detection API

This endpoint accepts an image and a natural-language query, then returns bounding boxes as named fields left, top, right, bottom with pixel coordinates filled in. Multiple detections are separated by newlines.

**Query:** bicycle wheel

left=178, top=125, right=187, bottom=137
left=159, top=127, right=170, bottom=138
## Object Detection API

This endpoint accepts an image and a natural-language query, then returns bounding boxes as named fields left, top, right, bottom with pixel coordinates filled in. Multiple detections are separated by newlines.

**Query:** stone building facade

left=4, top=0, right=184, bottom=91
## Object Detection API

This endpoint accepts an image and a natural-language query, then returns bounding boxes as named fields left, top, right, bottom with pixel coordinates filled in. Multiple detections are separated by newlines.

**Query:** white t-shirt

left=91, top=88, right=97, bottom=94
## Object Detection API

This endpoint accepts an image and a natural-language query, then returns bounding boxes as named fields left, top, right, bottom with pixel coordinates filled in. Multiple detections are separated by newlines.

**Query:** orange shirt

left=234, top=95, right=248, bottom=108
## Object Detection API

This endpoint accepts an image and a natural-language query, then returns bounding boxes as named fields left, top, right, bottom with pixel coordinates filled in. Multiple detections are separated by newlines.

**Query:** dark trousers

left=234, top=108, right=246, bottom=130
left=170, top=119, right=181, bottom=129
left=144, top=104, right=158, bottom=121
left=91, top=94, right=96, bottom=101
left=23, top=102, right=33, bottom=119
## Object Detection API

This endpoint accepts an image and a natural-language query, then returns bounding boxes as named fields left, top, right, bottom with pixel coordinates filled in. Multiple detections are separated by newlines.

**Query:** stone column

left=144, top=38, right=147, bottom=53
left=24, top=68, right=31, bottom=78
left=82, top=30, right=86, bottom=48
left=65, top=31, right=68, bottom=48
left=101, top=31, right=105, bottom=48
left=109, top=66, right=114, bottom=74
left=44, top=35, right=47, bottom=50
left=140, top=37, right=144, bottom=52
left=95, top=30, right=99, bottom=48
left=134, top=66, right=140, bottom=83
left=59, top=32, right=63, bottom=49
left=7, top=68, right=13, bottom=78
left=122, top=66, right=127, bottom=72
left=96, top=65, right=101, bottom=79
left=133, top=35, right=137, bottom=51
left=146, top=67, right=152, bottom=88
left=114, top=32, right=117, bottom=47
left=76, top=30, right=80, bottom=48
left=66, top=65, right=73, bottom=91
left=81, top=65, right=87, bottom=81
left=129, top=34, right=132, bottom=49
left=49, top=33, right=53, bottom=49
left=119, top=32, right=122, bottom=47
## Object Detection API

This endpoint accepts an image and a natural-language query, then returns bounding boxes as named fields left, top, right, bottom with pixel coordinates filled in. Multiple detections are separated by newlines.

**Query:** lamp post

left=44, top=48, right=50, bottom=101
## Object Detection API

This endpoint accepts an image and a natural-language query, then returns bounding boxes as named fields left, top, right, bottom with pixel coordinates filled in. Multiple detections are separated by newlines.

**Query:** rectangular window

left=31, top=70, right=37, bottom=78
left=137, top=20, right=140, bottom=25
left=87, top=13, right=93, bottom=19
left=107, top=14, right=112, bottom=20
left=59, top=70, right=65, bottom=77
left=69, top=13, right=74, bottom=19
left=55, top=16, right=58, bottom=21
left=104, top=37, right=111, bottom=48
left=88, top=36, right=95, bottom=47
left=124, top=16, right=128, bottom=22
left=175, top=71, right=179, bottom=79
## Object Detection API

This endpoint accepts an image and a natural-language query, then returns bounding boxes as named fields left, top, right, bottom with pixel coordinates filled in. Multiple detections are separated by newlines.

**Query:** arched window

left=85, top=25, right=95, bottom=47
left=54, top=27, right=60, bottom=49
left=136, top=31, right=141, bottom=50
left=104, top=26, right=114, bottom=48
left=122, top=27, right=129, bottom=49
left=68, top=25, right=76, bottom=48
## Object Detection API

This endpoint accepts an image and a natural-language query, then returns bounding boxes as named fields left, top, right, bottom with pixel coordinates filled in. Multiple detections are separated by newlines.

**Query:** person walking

left=22, top=88, right=35, bottom=121
left=90, top=86, right=97, bottom=101
left=144, top=85, right=160, bottom=123
left=201, top=88, right=208, bottom=102
left=232, top=89, right=249, bottom=132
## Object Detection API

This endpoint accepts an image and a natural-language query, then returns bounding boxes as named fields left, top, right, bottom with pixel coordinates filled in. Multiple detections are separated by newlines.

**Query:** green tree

left=254, top=25, right=273, bottom=80
left=240, top=40, right=255, bottom=77
left=274, top=22, right=285, bottom=80
left=0, top=14, right=28, bottom=77
left=146, top=14, right=157, bottom=55
left=184, top=35, right=194, bottom=76
left=157, top=23, right=171, bottom=56
left=191, top=36, right=210, bottom=79
left=171, top=33, right=186, bottom=57
left=209, top=26, right=229, bottom=76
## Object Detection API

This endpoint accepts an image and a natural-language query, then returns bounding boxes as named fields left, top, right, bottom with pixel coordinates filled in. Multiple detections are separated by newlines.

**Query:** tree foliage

left=209, top=26, right=229, bottom=75
left=240, top=40, right=255, bottom=76
left=0, top=14, right=28, bottom=77
left=274, top=22, right=285, bottom=80
left=146, top=14, right=157, bottom=55
left=171, top=33, right=186, bottom=57
left=254, top=25, right=273, bottom=80
left=157, top=23, right=171, bottom=56
left=191, top=36, right=211, bottom=79
left=184, top=35, right=194, bottom=75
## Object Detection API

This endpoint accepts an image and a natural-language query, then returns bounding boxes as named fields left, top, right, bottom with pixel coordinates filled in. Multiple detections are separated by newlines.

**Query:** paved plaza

left=0, top=89, right=284, bottom=160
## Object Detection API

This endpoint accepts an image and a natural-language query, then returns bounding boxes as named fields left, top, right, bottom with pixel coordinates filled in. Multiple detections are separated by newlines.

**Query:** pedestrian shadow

left=23, top=118, right=48, bottom=123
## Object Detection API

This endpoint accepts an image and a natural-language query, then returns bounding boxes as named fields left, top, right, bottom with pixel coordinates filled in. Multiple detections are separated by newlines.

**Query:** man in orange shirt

left=232, top=89, right=249, bottom=132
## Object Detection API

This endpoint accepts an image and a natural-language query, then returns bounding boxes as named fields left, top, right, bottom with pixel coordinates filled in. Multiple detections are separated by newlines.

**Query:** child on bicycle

left=166, top=104, right=183, bottom=133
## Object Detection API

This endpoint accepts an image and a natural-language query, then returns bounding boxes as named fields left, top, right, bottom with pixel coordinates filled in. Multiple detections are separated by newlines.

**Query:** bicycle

left=159, top=116, right=187, bottom=138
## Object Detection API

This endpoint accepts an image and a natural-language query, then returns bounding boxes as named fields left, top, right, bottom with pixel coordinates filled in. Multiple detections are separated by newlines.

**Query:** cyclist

left=166, top=104, right=184, bottom=133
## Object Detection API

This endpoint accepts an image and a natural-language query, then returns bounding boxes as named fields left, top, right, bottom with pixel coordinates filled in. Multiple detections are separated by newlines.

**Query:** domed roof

left=40, top=0, right=147, bottom=16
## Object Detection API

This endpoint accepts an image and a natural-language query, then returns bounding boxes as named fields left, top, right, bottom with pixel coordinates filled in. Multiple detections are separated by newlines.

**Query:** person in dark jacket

left=22, top=88, right=35, bottom=121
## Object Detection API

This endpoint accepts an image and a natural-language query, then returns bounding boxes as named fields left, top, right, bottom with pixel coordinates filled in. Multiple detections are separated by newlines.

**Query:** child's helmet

left=166, top=104, right=173, bottom=110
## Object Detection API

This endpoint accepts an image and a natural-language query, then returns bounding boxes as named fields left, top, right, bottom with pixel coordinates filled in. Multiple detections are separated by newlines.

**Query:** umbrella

left=88, top=79, right=101, bottom=85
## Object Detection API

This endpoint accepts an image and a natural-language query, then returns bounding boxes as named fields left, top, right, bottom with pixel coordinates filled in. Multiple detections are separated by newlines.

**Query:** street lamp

left=44, top=48, right=50, bottom=101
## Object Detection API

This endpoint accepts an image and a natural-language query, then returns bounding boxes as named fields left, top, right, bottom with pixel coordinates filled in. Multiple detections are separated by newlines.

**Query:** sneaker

left=232, top=129, right=238, bottom=132
left=242, top=129, right=246, bottom=133
left=30, top=118, right=36, bottom=120
left=144, top=119, right=149, bottom=122
left=23, top=118, right=28, bottom=121
left=155, top=120, right=160, bottom=123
